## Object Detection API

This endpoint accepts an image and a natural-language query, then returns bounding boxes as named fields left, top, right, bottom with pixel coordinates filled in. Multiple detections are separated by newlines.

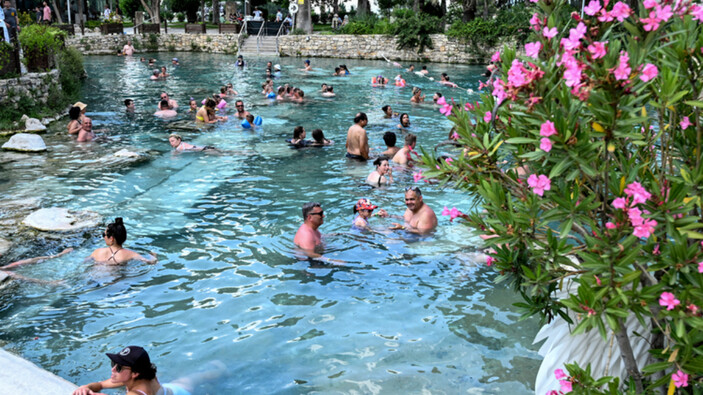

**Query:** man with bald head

left=390, top=186, right=437, bottom=234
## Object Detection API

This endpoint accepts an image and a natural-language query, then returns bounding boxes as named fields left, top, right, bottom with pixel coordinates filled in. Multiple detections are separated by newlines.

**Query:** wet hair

left=321, top=83, right=327, bottom=88
left=134, top=363, right=157, bottom=381
left=293, top=126, right=305, bottom=139
left=159, top=99, right=169, bottom=109
left=277, top=86, right=285, bottom=94
left=354, top=112, right=367, bottom=123
left=406, top=186, right=423, bottom=196
left=298, top=90, right=304, bottom=98
left=302, top=202, right=321, bottom=219
left=152, top=69, right=160, bottom=76
left=334, top=67, right=340, bottom=74
left=405, top=133, right=417, bottom=146
left=373, top=156, right=389, bottom=167
left=381, top=105, right=391, bottom=113
left=220, top=87, right=227, bottom=94
left=435, top=92, right=443, bottom=98
left=383, top=131, right=397, bottom=147
left=312, top=129, right=325, bottom=143
left=169, top=133, right=182, bottom=141
left=246, top=114, right=254, bottom=123
left=124, top=99, right=134, bottom=107
left=327, top=86, right=334, bottom=92
left=205, top=98, right=217, bottom=109
left=441, top=73, right=449, bottom=81
left=106, top=217, right=127, bottom=245
left=69, top=106, right=81, bottom=120
left=399, top=113, right=410, bottom=126
left=422, top=65, right=427, bottom=70
left=412, top=87, right=421, bottom=95
left=235, top=100, right=244, bottom=107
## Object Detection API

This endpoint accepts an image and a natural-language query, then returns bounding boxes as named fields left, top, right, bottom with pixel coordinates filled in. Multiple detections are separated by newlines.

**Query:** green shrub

left=391, top=10, right=441, bottom=53
left=56, top=47, right=85, bottom=100
left=176, top=12, right=185, bottom=22
left=339, top=14, right=392, bottom=35
left=18, top=11, right=36, bottom=26
left=447, top=4, right=533, bottom=48
left=0, top=41, right=13, bottom=71
left=18, top=25, right=66, bottom=72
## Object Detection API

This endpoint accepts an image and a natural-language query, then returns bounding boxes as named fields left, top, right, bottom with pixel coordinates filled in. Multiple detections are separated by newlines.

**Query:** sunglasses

left=405, top=186, right=420, bottom=192
left=310, top=211, right=324, bottom=216
left=111, top=361, right=131, bottom=373
left=102, top=231, right=108, bottom=238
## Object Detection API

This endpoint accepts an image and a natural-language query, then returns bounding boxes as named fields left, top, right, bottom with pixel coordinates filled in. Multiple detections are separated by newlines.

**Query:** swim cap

left=241, top=120, right=251, bottom=129
left=254, top=116, right=263, bottom=126
left=274, top=64, right=281, bottom=71
left=172, top=58, right=178, bottom=62
left=355, top=198, right=378, bottom=211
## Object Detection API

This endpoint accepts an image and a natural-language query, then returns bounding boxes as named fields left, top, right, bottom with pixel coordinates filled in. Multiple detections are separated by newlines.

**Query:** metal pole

left=67, top=0, right=71, bottom=24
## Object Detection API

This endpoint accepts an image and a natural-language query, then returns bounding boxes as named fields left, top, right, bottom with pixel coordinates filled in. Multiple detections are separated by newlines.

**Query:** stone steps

left=239, top=36, right=278, bottom=55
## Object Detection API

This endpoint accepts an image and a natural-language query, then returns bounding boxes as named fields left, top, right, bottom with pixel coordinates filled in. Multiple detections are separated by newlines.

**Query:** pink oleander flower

left=543, top=26, right=558, bottom=39
left=492, top=50, right=501, bottom=63
left=598, top=8, right=614, bottom=22
left=611, top=2, right=632, bottom=21
left=641, top=11, right=661, bottom=31
left=442, top=206, right=450, bottom=216
left=698, top=261, right=703, bottom=273
left=413, top=171, right=424, bottom=183
left=584, top=0, right=601, bottom=15
left=560, top=380, right=573, bottom=393
left=546, top=391, right=559, bottom=395
left=445, top=157, right=454, bottom=164
left=451, top=132, right=460, bottom=140
left=449, top=207, right=462, bottom=221
left=653, top=243, right=660, bottom=255
left=639, top=64, right=658, bottom=82
left=560, top=35, right=581, bottom=51
left=554, top=369, right=567, bottom=380
left=672, top=370, right=689, bottom=388
left=437, top=96, right=447, bottom=106
left=691, top=4, right=703, bottom=22
left=525, top=42, right=542, bottom=58
left=527, top=174, right=551, bottom=196
left=594, top=275, right=602, bottom=285
left=628, top=207, right=643, bottom=226
left=680, top=116, right=691, bottom=130
left=571, top=22, right=587, bottom=40
left=643, top=0, right=657, bottom=8
left=484, top=112, right=492, bottom=122
left=688, top=304, right=699, bottom=314
left=508, top=59, right=528, bottom=87
left=605, top=222, right=617, bottom=229
left=588, top=41, right=608, bottom=59
left=633, top=218, right=657, bottom=238
left=529, top=13, right=541, bottom=31
left=492, top=79, right=507, bottom=104
left=613, top=197, right=628, bottom=209
left=624, top=181, right=652, bottom=204
left=659, top=292, right=680, bottom=310
left=540, top=120, right=558, bottom=137
left=614, top=51, right=631, bottom=80
left=656, top=3, right=673, bottom=22
left=486, top=256, right=496, bottom=266
left=540, top=137, right=553, bottom=152
left=440, top=104, right=452, bottom=116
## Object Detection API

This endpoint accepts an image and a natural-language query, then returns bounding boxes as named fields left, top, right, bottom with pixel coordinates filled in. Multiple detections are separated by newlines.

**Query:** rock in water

left=2, top=134, right=47, bottom=152
left=24, top=118, right=47, bottom=132
left=0, top=238, right=11, bottom=256
left=22, top=208, right=101, bottom=232
left=114, top=149, right=141, bottom=158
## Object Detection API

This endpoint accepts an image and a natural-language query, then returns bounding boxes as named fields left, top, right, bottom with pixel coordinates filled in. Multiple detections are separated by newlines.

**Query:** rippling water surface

left=0, top=53, right=541, bottom=394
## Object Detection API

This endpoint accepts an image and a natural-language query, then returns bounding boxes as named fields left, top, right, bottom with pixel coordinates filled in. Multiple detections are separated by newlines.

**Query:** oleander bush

left=420, top=0, right=703, bottom=392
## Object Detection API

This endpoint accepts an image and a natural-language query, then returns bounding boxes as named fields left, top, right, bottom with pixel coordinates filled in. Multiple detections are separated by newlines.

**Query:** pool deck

left=0, top=348, right=77, bottom=394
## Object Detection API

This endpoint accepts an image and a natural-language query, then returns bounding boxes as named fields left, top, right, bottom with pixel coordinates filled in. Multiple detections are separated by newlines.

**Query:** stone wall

left=66, top=33, right=240, bottom=55
left=278, top=34, right=499, bottom=64
left=0, top=70, right=61, bottom=110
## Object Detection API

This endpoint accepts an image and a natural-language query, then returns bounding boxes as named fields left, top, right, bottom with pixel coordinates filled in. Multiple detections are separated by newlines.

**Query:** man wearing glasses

left=158, top=92, right=178, bottom=110
left=390, top=187, right=437, bottom=234
left=294, top=202, right=330, bottom=260
left=234, top=100, right=251, bottom=119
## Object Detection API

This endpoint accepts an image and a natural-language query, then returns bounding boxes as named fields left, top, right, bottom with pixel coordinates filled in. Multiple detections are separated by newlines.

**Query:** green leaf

left=505, top=137, right=536, bottom=144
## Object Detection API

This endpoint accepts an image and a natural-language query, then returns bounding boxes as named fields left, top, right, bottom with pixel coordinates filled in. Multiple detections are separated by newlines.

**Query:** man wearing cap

left=172, top=58, right=179, bottom=66
left=122, top=40, right=135, bottom=56
left=72, top=345, right=223, bottom=395
left=389, top=187, right=437, bottom=234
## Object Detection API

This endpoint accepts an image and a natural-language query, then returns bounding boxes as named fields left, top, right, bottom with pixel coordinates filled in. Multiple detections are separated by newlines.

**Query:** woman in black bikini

left=87, top=218, right=157, bottom=264
left=366, top=156, right=393, bottom=187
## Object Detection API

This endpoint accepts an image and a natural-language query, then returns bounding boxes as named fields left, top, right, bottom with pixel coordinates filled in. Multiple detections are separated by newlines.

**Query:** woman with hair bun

left=88, top=218, right=157, bottom=264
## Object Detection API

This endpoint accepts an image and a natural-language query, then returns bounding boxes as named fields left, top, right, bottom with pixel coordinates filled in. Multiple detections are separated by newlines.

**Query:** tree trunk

left=440, top=0, right=446, bottom=30
left=332, top=0, right=338, bottom=15
left=296, top=0, right=312, bottom=33
left=462, top=0, right=476, bottom=22
left=357, top=0, right=369, bottom=15
left=78, top=0, right=83, bottom=27
left=482, top=0, right=488, bottom=19
left=412, top=0, right=424, bottom=13
left=200, top=0, right=205, bottom=23
left=213, top=0, right=220, bottom=23
left=138, top=0, right=161, bottom=23
left=51, top=0, right=64, bottom=23
left=614, top=320, right=644, bottom=394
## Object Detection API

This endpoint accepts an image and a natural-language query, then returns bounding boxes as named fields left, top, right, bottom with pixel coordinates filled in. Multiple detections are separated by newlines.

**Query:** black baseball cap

left=106, top=346, right=151, bottom=372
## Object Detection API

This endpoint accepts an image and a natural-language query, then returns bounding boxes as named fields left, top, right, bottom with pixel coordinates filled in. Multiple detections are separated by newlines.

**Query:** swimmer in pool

left=301, top=59, right=312, bottom=71
left=149, top=69, right=159, bottom=80
left=321, top=86, right=335, bottom=97
left=188, top=99, right=198, bottom=113
left=439, top=73, right=458, bottom=88
left=381, top=105, right=398, bottom=119
left=410, top=87, right=425, bottom=103
left=392, top=133, right=417, bottom=165
left=67, top=106, right=82, bottom=135
left=351, top=198, right=388, bottom=232
left=159, top=92, right=178, bottom=110
left=420, top=65, right=429, bottom=75
left=124, top=99, right=135, bottom=112
left=0, top=248, right=73, bottom=283
left=289, top=126, right=309, bottom=146
left=71, top=345, right=225, bottom=395
left=389, top=187, right=438, bottom=234
left=234, top=100, right=252, bottom=119
left=154, top=100, right=177, bottom=118
left=76, top=117, right=96, bottom=142
left=366, top=156, right=393, bottom=187
left=158, top=66, right=169, bottom=78
left=345, top=112, right=369, bottom=161
left=433, top=92, right=443, bottom=104
left=382, top=131, right=401, bottom=157
left=310, top=129, right=333, bottom=146
left=294, top=202, right=338, bottom=262
left=397, top=113, right=411, bottom=129
left=87, top=218, right=157, bottom=264
left=169, top=133, right=216, bottom=152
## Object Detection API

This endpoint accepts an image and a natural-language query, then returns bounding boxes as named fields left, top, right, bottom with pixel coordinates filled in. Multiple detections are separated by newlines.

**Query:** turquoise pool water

left=0, top=53, right=542, bottom=393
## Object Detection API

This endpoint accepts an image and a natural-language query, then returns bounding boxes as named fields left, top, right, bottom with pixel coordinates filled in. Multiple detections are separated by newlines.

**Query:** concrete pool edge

left=0, top=348, right=78, bottom=394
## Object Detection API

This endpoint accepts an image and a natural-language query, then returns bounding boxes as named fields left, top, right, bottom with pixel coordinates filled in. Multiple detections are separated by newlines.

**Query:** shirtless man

left=382, top=131, right=400, bottom=157
left=234, top=100, right=252, bottom=119
left=345, top=112, right=369, bottom=161
left=301, top=59, right=312, bottom=71
left=159, top=92, right=178, bottom=110
left=293, top=202, right=331, bottom=260
left=122, top=40, right=135, bottom=56
left=389, top=187, right=437, bottom=234
left=392, top=133, right=416, bottom=165
left=154, top=100, right=177, bottom=118
left=76, top=117, right=95, bottom=142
